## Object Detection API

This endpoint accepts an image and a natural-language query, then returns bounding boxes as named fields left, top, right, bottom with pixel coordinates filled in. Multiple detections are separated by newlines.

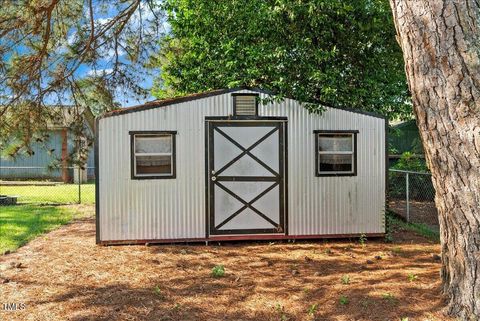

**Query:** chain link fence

left=2, top=165, right=439, bottom=231
left=0, top=166, right=95, bottom=205
left=388, top=169, right=438, bottom=231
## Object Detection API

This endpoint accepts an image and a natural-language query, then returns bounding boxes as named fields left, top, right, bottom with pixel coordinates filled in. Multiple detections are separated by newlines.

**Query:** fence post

left=78, top=167, right=81, bottom=204
left=406, top=172, right=410, bottom=222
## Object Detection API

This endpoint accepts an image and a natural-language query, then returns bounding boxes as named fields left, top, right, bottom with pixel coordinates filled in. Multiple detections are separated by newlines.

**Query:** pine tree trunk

left=390, top=1, right=480, bottom=319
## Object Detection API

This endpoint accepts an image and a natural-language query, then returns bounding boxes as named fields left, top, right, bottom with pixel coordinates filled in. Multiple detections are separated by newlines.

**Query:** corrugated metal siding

left=259, top=96, right=385, bottom=235
left=98, top=89, right=385, bottom=241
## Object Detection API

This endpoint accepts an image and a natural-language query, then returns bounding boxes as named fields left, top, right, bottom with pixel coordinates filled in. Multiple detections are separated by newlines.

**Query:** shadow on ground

left=0, top=218, right=450, bottom=321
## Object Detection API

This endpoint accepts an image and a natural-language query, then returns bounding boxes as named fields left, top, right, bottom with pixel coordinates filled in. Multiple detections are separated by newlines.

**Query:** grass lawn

left=0, top=205, right=89, bottom=254
left=0, top=183, right=95, bottom=204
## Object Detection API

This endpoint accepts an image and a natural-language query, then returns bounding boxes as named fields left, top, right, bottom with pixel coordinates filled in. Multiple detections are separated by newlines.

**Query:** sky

left=74, top=2, right=167, bottom=107
left=0, top=1, right=169, bottom=108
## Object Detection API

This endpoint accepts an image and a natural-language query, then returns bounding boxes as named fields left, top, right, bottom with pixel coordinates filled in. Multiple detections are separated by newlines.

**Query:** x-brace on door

left=207, top=121, right=286, bottom=235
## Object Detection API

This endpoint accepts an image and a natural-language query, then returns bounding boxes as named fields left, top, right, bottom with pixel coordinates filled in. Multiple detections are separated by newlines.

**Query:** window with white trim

left=131, top=132, right=176, bottom=179
left=315, top=131, right=357, bottom=176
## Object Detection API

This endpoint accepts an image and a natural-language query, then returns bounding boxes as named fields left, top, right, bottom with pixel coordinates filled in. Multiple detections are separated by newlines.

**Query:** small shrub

left=211, top=264, right=225, bottom=278
left=359, top=234, right=367, bottom=247
left=153, top=285, right=164, bottom=298
left=307, top=303, right=318, bottom=316
left=393, top=151, right=428, bottom=172
left=339, top=295, right=349, bottom=305
left=341, top=275, right=350, bottom=285
left=275, top=303, right=288, bottom=321
left=407, top=273, right=418, bottom=282
left=382, top=293, right=396, bottom=302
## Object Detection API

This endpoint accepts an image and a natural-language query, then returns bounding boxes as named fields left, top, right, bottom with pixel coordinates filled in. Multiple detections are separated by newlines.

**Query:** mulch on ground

left=1, top=207, right=451, bottom=321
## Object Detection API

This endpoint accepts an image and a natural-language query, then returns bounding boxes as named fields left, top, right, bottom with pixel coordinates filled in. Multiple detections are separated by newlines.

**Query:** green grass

left=0, top=205, right=82, bottom=254
left=387, top=211, right=440, bottom=242
left=0, top=183, right=95, bottom=204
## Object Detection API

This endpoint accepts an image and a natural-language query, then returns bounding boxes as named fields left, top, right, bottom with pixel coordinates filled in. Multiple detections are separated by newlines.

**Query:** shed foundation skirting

left=98, top=233, right=385, bottom=246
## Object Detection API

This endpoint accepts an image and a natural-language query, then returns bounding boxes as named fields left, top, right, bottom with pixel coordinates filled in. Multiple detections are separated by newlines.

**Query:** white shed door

left=207, top=121, right=286, bottom=236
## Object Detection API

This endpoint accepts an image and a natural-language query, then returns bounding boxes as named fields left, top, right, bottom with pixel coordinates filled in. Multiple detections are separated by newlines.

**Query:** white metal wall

left=98, top=89, right=386, bottom=241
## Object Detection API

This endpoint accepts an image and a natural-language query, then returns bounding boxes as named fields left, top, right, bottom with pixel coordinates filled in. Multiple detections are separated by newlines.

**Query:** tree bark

left=390, top=1, right=480, bottom=319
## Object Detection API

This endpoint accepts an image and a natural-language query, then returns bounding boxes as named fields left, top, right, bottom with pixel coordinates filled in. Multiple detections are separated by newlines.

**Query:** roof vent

left=233, top=94, right=258, bottom=116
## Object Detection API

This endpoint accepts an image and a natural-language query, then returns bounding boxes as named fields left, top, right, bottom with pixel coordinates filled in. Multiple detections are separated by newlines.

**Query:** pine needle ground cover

left=0, top=209, right=451, bottom=321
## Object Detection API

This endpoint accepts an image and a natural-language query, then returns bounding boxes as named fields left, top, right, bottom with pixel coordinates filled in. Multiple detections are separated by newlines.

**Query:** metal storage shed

left=95, top=88, right=387, bottom=244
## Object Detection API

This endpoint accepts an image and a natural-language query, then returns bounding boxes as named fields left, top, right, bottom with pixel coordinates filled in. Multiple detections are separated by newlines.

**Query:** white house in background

left=95, top=88, right=387, bottom=244
left=1, top=106, right=95, bottom=183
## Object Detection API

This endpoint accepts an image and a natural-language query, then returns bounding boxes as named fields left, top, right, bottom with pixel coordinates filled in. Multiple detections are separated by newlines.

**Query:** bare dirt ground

left=389, top=200, right=439, bottom=231
left=1, top=209, right=451, bottom=321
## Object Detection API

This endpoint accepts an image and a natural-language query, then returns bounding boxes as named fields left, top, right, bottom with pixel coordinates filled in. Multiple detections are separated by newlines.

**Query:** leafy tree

left=390, top=0, right=480, bottom=318
left=0, top=0, right=165, bottom=160
left=152, top=0, right=410, bottom=120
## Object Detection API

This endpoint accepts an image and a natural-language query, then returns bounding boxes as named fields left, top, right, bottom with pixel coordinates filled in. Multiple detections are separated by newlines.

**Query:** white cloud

left=87, top=68, right=113, bottom=77
left=67, top=32, right=77, bottom=45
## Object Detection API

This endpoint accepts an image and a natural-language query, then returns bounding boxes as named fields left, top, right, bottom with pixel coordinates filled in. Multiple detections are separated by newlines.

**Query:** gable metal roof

left=98, top=87, right=386, bottom=120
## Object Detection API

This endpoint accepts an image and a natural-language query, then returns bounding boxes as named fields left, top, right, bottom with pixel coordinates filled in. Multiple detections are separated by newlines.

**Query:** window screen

left=315, top=132, right=357, bottom=176
left=131, top=132, right=176, bottom=179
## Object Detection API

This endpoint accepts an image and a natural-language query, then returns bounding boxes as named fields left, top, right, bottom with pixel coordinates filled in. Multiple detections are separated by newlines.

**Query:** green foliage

left=385, top=214, right=394, bottom=243
left=307, top=303, right=318, bottom=316
left=339, top=295, right=349, bottom=305
left=387, top=212, right=439, bottom=242
left=388, top=120, right=424, bottom=155
left=1, top=1, right=164, bottom=155
left=407, top=273, right=418, bottom=282
left=341, top=275, right=351, bottom=285
left=275, top=303, right=288, bottom=321
left=211, top=264, right=225, bottom=278
left=389, top=152, right=432, bottom=201
left=359, top=233, right=367, bottom=247
left=74, top=78, right=121, bottom=117
left=382, top=293, right=397, bottom=303
left=324, top=248, right=333, bottom=255
left=153, top=285, right=164, bottom=298
left=152, top=0, right=410, bottom=120
left=392, top=152, right=428, bottom=172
